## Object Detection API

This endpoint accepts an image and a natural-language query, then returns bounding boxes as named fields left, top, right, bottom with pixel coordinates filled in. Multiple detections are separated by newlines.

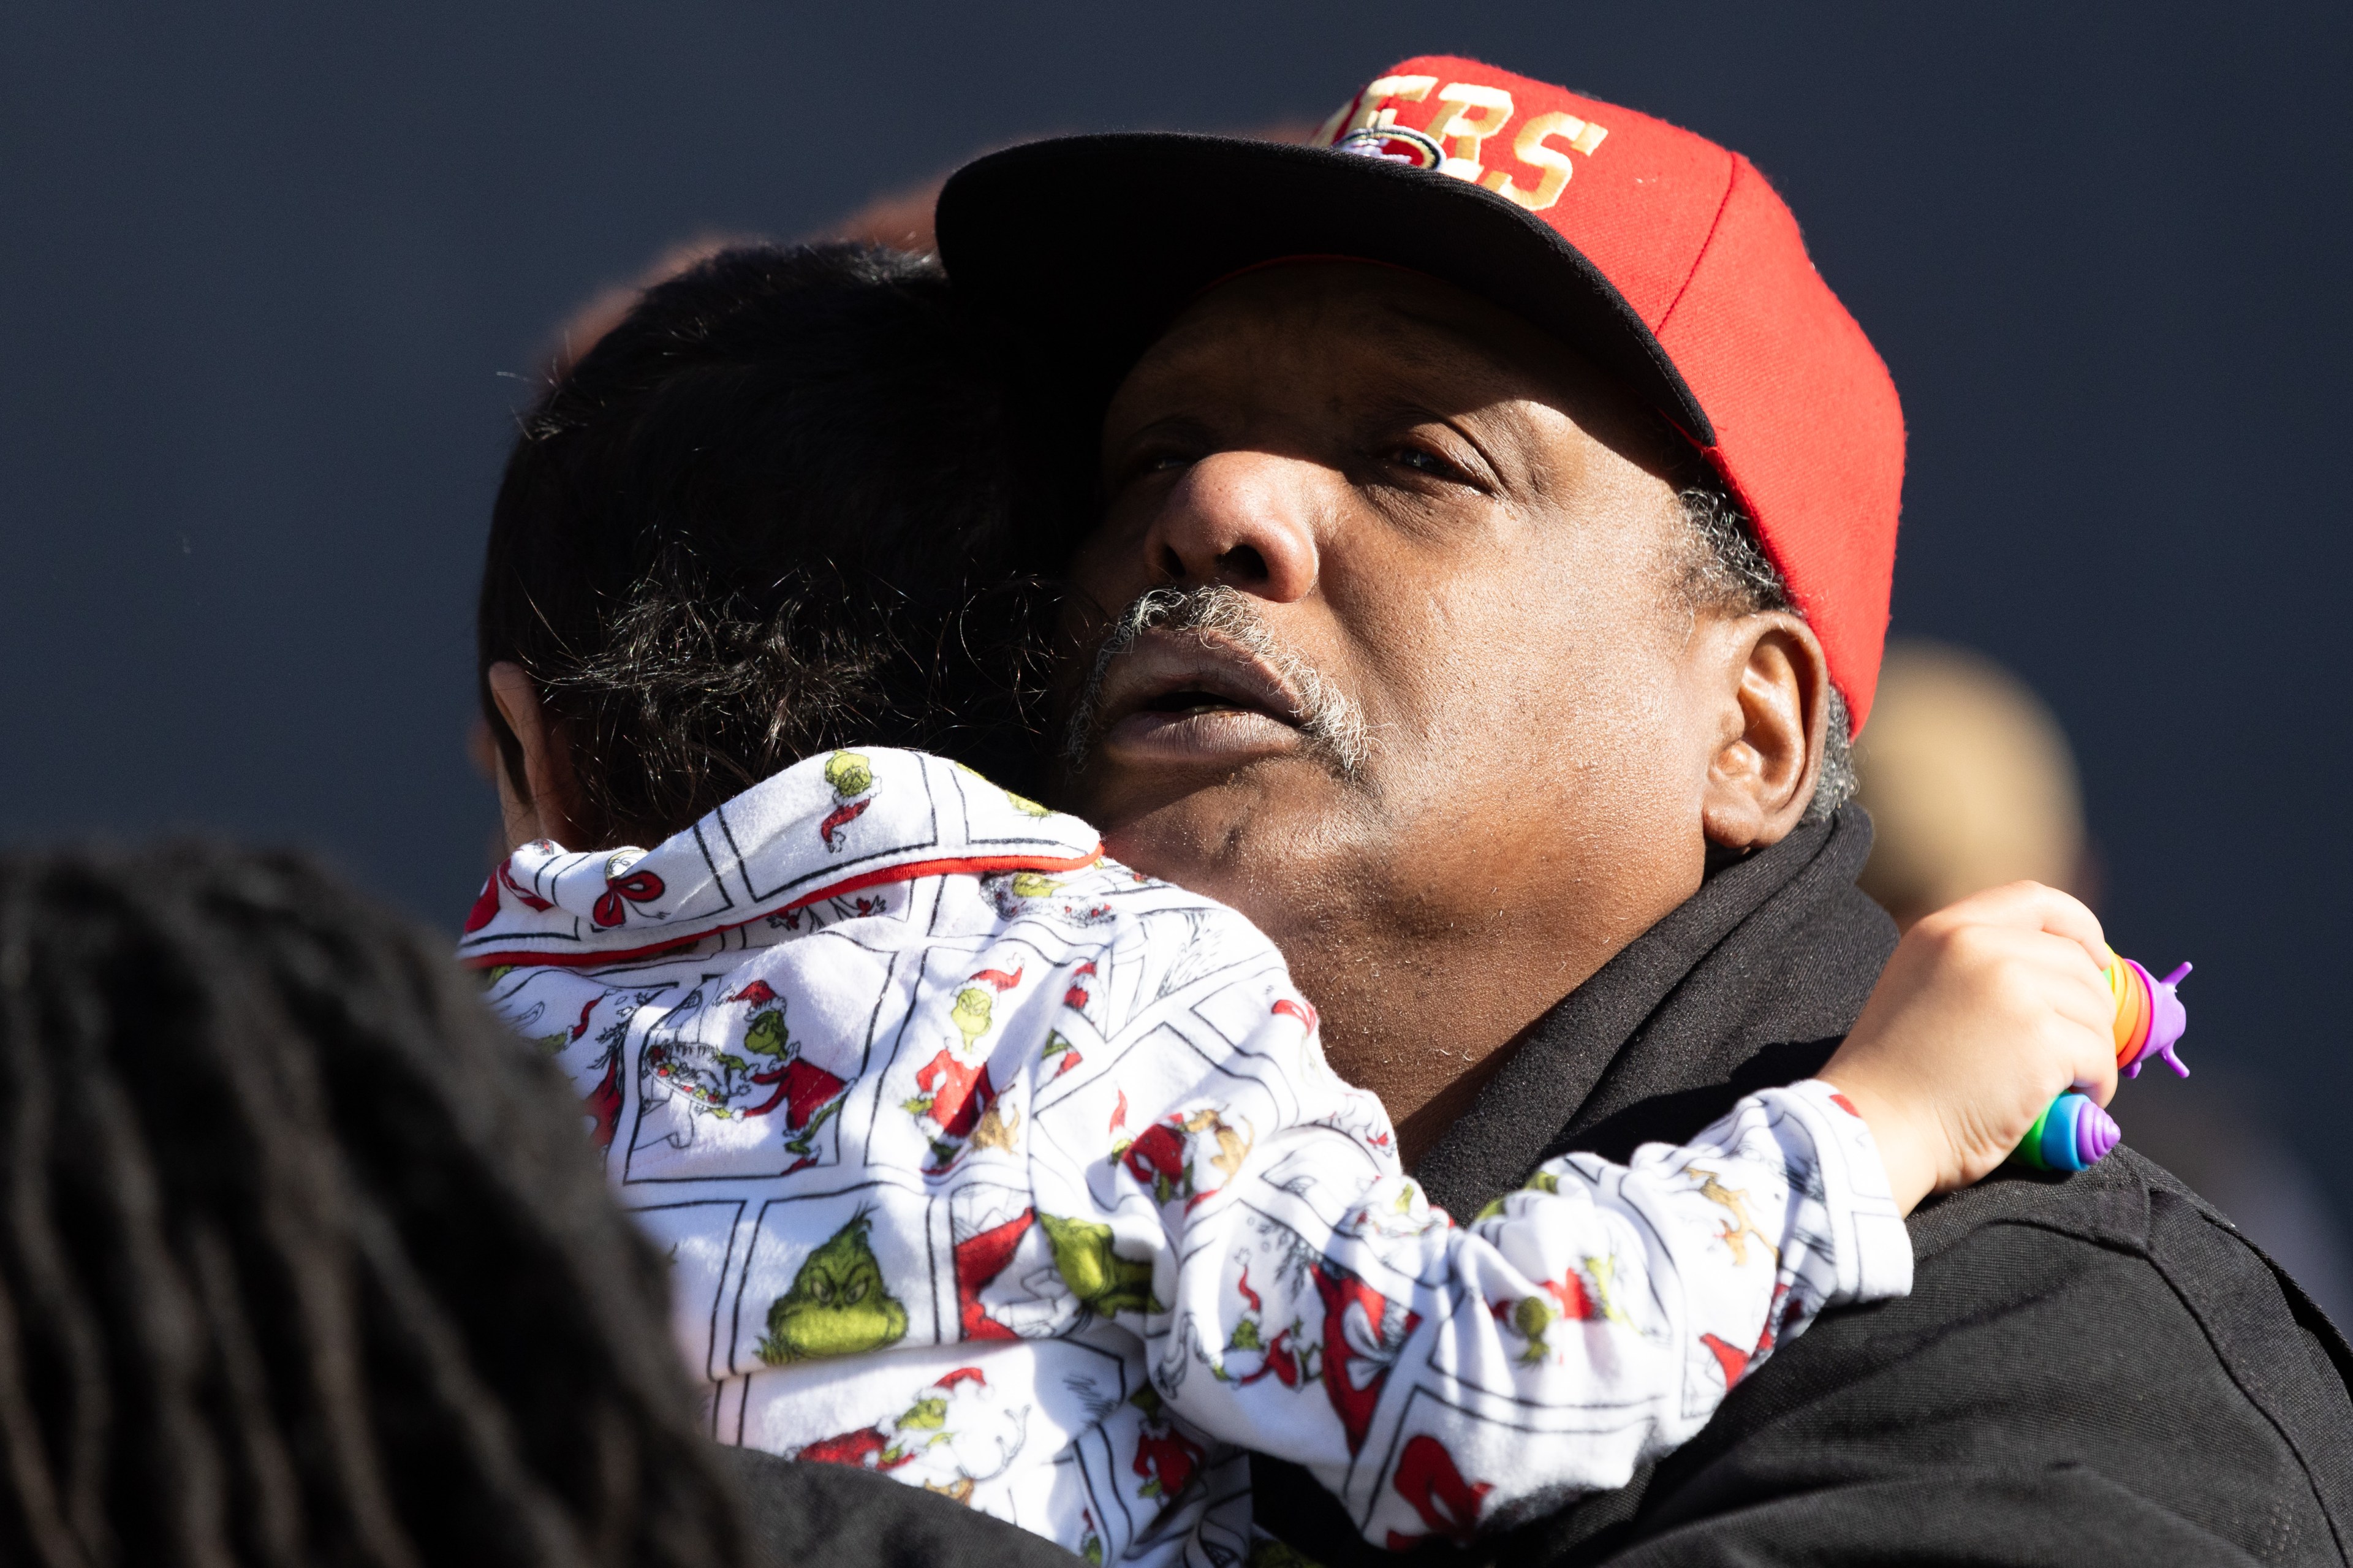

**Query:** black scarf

left=1417, top=806, right=1896, bottom=1213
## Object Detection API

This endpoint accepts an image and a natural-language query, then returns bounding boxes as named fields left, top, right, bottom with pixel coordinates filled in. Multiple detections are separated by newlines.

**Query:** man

left=936, top=56, right=2353, bottom=1562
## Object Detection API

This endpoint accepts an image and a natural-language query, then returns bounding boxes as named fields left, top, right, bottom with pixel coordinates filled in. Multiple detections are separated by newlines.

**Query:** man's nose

left=1140, top=450, right=1322, bottom=604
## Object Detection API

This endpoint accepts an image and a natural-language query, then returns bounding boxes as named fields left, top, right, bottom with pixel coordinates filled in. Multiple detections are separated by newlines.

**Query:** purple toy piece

left=2126, top=960, right=2193, bottom=1080
left=2075, top=1099, right=2122, bottom=1164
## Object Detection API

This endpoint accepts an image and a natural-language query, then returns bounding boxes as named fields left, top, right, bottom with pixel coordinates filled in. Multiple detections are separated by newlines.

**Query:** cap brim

left=935, top=133, right=1712, bottom=445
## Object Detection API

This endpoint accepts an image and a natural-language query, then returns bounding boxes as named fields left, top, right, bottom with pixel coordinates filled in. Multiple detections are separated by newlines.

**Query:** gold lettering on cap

left=1481, top=111, right=1610, bottom=212
left=1433, top=83, right=1515, bottom=181
left=1336, top=74, right=1437, bottom=140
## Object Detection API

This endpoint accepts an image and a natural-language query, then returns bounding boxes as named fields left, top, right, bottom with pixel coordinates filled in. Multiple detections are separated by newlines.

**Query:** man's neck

left=1410, top=812, right=1887, bottom=1214
left=1277, top=903, right=1677, bottom=1169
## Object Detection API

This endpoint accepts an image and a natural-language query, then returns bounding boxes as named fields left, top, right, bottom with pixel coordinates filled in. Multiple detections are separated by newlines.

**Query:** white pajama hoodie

left=461, top=746, right=1912, bottom=1566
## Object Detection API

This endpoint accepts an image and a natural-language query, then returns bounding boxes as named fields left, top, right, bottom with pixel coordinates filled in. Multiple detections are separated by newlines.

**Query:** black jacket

left=1258, top=810, right=2353, bottom=1566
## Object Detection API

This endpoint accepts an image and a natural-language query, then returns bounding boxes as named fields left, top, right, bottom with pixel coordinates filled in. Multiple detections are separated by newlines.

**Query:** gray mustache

left=1059, top=586, right=1370, bottom=779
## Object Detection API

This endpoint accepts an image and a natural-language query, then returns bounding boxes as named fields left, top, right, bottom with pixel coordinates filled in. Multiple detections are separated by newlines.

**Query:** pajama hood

left=459, top=748, right=1104, bottom=971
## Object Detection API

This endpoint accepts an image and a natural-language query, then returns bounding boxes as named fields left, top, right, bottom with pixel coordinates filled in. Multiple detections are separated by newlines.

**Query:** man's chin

left=1088, top=759, right=1379, bottom=907
left=1101, top=814, right=1278, bottom=915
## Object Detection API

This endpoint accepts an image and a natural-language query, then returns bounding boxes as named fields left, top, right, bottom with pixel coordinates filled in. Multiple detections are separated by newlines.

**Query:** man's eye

left=1389, top=445, right=1463, bottom=480
left=1112, top=450, right=1193, bottom=490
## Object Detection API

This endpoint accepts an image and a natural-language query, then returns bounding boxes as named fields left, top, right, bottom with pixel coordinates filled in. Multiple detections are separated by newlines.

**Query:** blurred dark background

left=4, top=6, right=2348, bottom=1265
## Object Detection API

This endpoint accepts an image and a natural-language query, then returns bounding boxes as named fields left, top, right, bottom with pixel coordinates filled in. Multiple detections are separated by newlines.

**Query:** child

left=468, top=245, right=2118, bottom=1563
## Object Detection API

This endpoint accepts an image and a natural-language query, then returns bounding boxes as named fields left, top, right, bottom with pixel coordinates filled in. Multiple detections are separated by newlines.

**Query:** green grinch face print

left=951, top=986, right=995, bottom=1053
left=825, top=750, right=874, bottom=798
left=757, top=1214, right=909, bottom=1365
left=743, top=1006, right=790, bottom=1060
left=1512, top=1294, right=1556, bottom=1362
left=818, top=752, right=878, bottom=850
left=1039, top=1213, right=1161, bottom=1317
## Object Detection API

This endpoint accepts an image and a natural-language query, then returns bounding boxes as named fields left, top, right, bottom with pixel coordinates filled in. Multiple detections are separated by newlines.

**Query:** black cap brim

left=934, top=133, right=1712, bottom=445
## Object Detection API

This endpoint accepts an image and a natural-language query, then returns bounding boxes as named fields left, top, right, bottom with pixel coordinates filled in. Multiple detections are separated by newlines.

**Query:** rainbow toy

left=2011, top=957, right=2191, bottom=1172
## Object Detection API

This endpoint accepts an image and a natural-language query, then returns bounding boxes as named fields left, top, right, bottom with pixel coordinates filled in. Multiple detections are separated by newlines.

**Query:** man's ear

left=1698, top=614, right=1828, bottom=853
left=486, top=662, right=586, bottom=851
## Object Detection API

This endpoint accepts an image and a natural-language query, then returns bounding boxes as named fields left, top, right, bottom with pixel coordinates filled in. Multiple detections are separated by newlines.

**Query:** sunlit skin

left=1056, top=262, right=1833, bottom=1165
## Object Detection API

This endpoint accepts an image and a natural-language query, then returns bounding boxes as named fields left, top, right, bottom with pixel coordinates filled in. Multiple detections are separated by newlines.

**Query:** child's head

left=479, top=243, right=1074, bottom=850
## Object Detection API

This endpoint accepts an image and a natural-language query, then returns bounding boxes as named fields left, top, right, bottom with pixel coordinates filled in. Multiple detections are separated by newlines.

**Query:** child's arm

left=1107, top=883, right=2117, bottom=1547
left=1137, top=1069, right=1901, bottom=1547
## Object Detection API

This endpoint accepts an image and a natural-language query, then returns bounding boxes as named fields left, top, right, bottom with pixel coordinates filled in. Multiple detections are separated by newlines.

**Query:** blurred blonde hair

left=1855, top=638, right=2086, bottom=926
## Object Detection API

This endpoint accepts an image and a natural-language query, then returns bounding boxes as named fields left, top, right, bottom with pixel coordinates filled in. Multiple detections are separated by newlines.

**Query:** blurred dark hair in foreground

left=0, top=844, right=745, bottom=1568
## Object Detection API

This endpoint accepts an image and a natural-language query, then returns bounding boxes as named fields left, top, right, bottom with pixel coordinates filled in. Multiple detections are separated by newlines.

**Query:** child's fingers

left=2012, top=938, right=2120, bottom=1095
left=1924, top=920, right=2113, bottom=1031
left=1922, top=882, right=2112, bottom=974
left=2066, top=1014, right=2122, bottom=1105
left=1917, top=920, right=2119, bottom=1104
left=2033, top=893, right=2112, bottom=975
left=2018, top=930, right=2121, bottom=1039
left=1987, top=932, right=2120, bottom=1105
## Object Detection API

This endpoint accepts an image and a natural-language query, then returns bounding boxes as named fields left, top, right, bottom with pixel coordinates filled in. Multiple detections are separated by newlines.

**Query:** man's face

left=1057, top=262, right=1822, bottom=1113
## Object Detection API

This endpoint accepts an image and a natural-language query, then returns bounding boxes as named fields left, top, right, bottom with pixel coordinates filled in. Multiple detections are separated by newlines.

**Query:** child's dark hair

left=479, top=243, right=1077, bottom=850
left=0, top=844, right=746, bottom=1568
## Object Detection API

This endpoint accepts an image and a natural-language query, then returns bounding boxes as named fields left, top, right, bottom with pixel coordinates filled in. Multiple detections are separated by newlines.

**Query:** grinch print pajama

left=464, top=747, right=1912, bottom=1566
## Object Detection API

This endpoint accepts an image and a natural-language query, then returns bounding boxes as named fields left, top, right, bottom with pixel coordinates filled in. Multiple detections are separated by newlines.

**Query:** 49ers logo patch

left=1318, top=73, right=1610, bottom=213
left=1333, top=123, right=1444, bottom=169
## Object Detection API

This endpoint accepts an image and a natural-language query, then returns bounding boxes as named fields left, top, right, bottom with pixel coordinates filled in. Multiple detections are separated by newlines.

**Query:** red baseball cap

left=936, top=55, right=1904, bottom=730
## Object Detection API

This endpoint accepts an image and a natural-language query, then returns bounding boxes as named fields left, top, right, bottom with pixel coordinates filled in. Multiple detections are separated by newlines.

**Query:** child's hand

left=1821, top=882, right=2120, bottom=1213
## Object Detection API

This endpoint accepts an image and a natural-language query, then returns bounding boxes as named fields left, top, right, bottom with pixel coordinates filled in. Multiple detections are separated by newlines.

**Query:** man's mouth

left=1089, top=631, right=1310, bottom=766
left=1060, top=585, right=1371, bottom=780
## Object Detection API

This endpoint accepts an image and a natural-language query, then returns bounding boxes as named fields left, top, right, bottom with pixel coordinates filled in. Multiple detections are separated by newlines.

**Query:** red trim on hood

left=460, top=846, right=1105, bottom=970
